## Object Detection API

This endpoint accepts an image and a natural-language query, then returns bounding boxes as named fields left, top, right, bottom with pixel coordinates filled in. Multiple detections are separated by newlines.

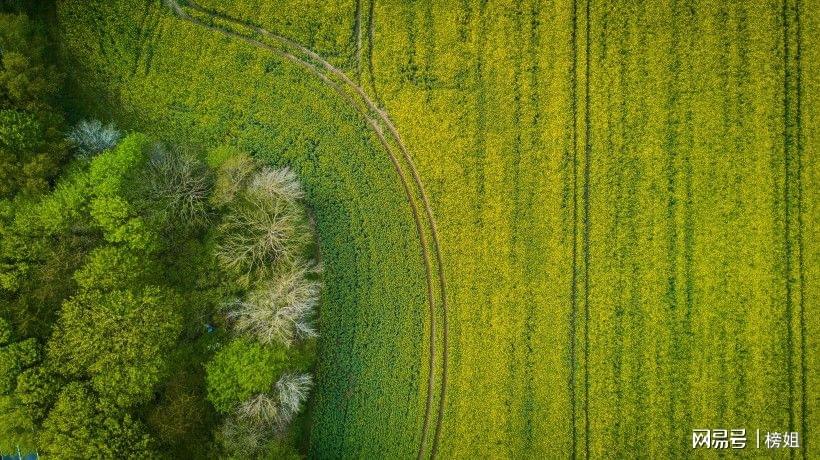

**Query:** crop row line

left=782, top=0, right=807, bottom=456
left=570, top=0, right=591, bottom=457
left=366, top=0, right=383, bottom=108
left=794, top=0, right=807, bottom=454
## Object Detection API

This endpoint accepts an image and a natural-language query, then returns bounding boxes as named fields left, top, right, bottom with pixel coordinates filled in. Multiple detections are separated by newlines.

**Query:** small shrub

left=67, top=119, right=121, bottom=159
left=211, top=152, right=256, bottom=207
left=205, top=337, right=289, bottom=414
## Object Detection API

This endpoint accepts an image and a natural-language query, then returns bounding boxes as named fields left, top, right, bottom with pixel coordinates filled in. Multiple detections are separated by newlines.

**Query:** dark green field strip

left=171, top=1, right=448, bottom=458
left=796, top=2, right=810, bottom=455
left=166, top=2, right=451, bottom=457
left=785, top=4, right=815, bottom=458
left=783, top=1, right=813, bottom=455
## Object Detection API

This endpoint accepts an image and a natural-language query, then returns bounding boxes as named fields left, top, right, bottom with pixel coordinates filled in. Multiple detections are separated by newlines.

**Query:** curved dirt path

left=166, top=1, right=449, bottom=458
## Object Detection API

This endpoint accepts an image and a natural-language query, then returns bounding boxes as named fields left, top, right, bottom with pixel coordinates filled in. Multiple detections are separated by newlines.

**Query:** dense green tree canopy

left=0, top=317, right=44, bottom=450
left=0, top=317, right=39, bottom=394
left=0, top=167, right=94, bottom=338
left=42, top=383, right=154, bottom=458
left=205, top=337, right=291, bottom=414
left=0, top=27, right=320, bottom=450
left=14, top=365, right=60, bottom=422
left=0, top=12, right=67, bottom=199
left=0, top=13, right=60, bottom=113
left=48, top=287, right=182, bottom=407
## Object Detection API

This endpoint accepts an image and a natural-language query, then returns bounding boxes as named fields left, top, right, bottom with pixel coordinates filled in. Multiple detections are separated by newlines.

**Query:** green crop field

left=52, top=0, right=817, bottom=457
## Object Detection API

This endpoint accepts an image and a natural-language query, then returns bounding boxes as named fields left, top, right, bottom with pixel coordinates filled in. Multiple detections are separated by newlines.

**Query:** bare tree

left=236, top=373, right=313, bottom=431
left=216, top=166, right=309, bottom=276
left=215, top=188, right=308, bottom=277
left=248, top=166, right=305, bottom=203
left=141, top=144, right=213, bottom=227
left=211, top=153, right=256, bottom=207
left=225, top=262, right=320, bottom=346
left=67, top=119, right=121, bottom=159
left=237, top=393, right=281, bottom=427
left=275, top=373, right=313, bottom=423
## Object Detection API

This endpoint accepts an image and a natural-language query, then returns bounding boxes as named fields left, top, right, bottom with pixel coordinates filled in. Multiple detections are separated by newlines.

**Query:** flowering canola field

left=56, top=0, right=818, bottom=457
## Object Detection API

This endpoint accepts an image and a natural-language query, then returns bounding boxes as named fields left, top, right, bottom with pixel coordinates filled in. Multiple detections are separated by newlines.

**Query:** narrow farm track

left=352, top=0, right=363, bottom=79
left=567, top=0, right=587, bottom=455
left=795, top=0, right=808, bottom=454
left=366, top=0, right=384, bottom=107
left=165, top=1, right=449, bottom=458
left=581, top=0, right=592, bottom=458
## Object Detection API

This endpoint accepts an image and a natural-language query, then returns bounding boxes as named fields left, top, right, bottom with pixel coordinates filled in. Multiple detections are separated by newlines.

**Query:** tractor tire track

left=352, top=0, right=363, bottom=80
left=782, top=0, right=797, bottom=436
left=582, top=1, right=592, bottom=459
left=166, top=2, right=449, bottom=458
left=366, top=0, right=384, bottom=107
left=795, top=0, right=807, bottom=455
left=782, top=0, right=807, bottom=453
left=569, top=0, right=580, bottom=456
